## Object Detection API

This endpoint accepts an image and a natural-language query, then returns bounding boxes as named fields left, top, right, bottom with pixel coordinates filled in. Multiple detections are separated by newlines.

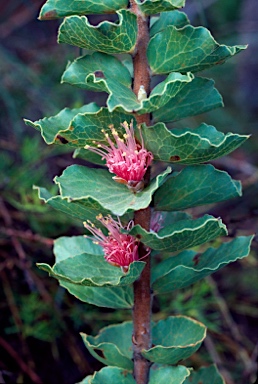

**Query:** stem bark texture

left=130, top=2, right=152, bottom=383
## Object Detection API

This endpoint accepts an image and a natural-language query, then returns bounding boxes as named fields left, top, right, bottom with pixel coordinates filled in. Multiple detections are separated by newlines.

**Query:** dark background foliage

left=0, top=0, right=257, bottom=383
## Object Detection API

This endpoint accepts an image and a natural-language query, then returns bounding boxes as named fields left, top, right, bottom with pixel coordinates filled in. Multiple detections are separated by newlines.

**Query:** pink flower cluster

left=84, top=215, right=139, bottom=272
left=85, top=121, right=153, bottom=193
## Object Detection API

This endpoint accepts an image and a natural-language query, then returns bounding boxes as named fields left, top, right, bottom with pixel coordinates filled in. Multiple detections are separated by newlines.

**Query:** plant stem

left=130, top=2, right=152, bottom=383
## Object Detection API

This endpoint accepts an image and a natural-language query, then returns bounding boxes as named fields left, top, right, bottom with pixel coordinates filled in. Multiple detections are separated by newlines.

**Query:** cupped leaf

left=58, top=10, right=137, bottom=54
left=24, top=103, right=100, bottom=145
left=183, top=365, right=225, bottom=384
left=138, top=72, right=193, bottom=115
left=81, top=316, right=205, bottom=369
left=37, top=254, right=145, bottom=287
left=142, top=316, right=206, bottom=364
left=54, top=236, right=104, bottom=263
left=149, top=365, right=191, bottom=384
left=148, top=24, right=246, bottom=75
left=27, top=107, right=135, bottom=155
left=154, top=164, right=242, bottom=211
left=53, top=236, right=133, bottom=308
left=80, top=367, right=135, bottom=384
left=39, top=0, right=128, bottom=20
left=153, top=78, right=223, bottom=123
left=137, top=0, right=185, bottom=15
left=61, top=52, right=132, bottom=93
left=55, top=165, right=171, bottom=216
left=152, top=236, right=253, bottom=294
left=150, top=11, right=190, bottom=37
left=128, top=215, right=227, bottom=252
left=34, top=186, right=112, bottom=223
left=139, top=123, right=249, bottom=164
left=81, top=321, right=133, bottom=369
left=62, top=54, right=193, bottom=114
left=60, top=281, right=133, bottom=308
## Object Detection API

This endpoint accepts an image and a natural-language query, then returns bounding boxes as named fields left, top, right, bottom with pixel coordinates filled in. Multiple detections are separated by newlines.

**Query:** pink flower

left=85, top=121, right=153, bottom=193
left=84, top=215, right=139, bottom=272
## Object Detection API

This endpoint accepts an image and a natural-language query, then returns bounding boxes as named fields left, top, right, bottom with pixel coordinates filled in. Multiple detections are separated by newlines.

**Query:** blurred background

left=0, top=0, right=257, bottom=383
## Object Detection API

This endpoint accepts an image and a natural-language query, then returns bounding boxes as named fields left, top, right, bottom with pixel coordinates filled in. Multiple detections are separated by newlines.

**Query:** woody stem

left=130, top=1, right=152, bottom=383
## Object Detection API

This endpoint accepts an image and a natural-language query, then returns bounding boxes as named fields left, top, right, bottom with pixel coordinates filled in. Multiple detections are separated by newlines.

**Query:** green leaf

left=138, top=72, right=193, bottom=115
left=79, top=364, right=191, bottom=383
left=58, top=10, right=137, bottom=54
left=150, top=11, right=190, bottom=37
left=149, top=365, right=191, bottom=384
left=24, top=103, right=100, bottom=145
left=55, top=165, right=171, bottom=216
left=85, top=367, right=135, bottom=384
left=153, top=78, right=223, bottom=123
left=137, top=0, right=185, bottom=15
left=54, top=236, right=104, bottom=263
left=142, top=316, right=206, bottom=364
left=69, top=107, right=135, bottom=148
left=81, top=316, right=205, bottom=368
left=139, top=123, right=249, bottom=164
left=61, top=52, right=132, bottom=93
left=152, top=236, right=253, bottom=294
left=148, top=25, right=247, bottom=74
left=154, top=164, right=242, bottom=211
left=183, top=365, right=225, bottom=384
left=52, top=234, right=133, bottom=309
left=128, top=215, right=227, bottom=252
left=62, top=54, right=193, bottom=114
left=59, top=281, right=133, bottom=308
left=81, top=321, right=133, bottom=369
left=37, top=255, right=145, bottom=287
left=77, top=375, right=93, bottom=384
left=39, top=0, right=128, bottom=20
left=27, top=107, right=135, bottom=155
left=34, top=186, right=112, bottom=223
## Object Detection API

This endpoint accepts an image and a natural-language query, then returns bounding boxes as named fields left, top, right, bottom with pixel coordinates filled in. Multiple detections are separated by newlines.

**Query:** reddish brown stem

left=130, top=2, right=152, bottom=383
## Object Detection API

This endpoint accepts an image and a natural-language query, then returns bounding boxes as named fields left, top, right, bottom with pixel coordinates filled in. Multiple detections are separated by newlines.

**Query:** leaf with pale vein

left=148, top=25, right=247, bottom=74
left=62, top=53, right=193, bottom=114
left=154, top=165, right=242, bottom=211
left=81, top=316, right=205, bottom=368
left=58, top=10, right=137, bottom=54
left=39, top=0, right=128, bottom=20
left=153, top=78, right=223, bottom=123
left=81, top=321, right=134, bottom=369
left=24, top=103, right=100, bottom=145
left=60, top=281, right=133, bottom=308
left=55, top=165, right=171, bottom=216
left=52, top=235, right=133, bottom=308
left=54, top=236, right=103, bottom=263
left=150, top=11, right=190, bottom=37
left=142, top=316, right=206, bottom=364
left=37, top=254, right=145, bottom=287
left=152, top=236, right=253, bottom=293
left=34, top=186, right=111, bottom=223
left=137, top=0, right=185, bottom=15
left=128, top=215, right=227, bottom=252
left=139, top=123, right=249, bottom=164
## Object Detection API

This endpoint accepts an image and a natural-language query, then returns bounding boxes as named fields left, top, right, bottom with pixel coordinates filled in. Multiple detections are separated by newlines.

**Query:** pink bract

left=85, top=121, right=153, bottom=192
left=84, top=215, right=139, bottom=272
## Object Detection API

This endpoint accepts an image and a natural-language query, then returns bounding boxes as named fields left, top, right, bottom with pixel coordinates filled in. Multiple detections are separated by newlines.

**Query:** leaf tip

left=38, top=9, right=58, bottom=21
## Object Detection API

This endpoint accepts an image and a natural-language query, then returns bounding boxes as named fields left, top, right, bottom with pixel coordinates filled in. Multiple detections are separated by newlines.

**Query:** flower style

left=85, top=121, right=153, bottom=193
left=84, top=215, right=139, bottom=272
